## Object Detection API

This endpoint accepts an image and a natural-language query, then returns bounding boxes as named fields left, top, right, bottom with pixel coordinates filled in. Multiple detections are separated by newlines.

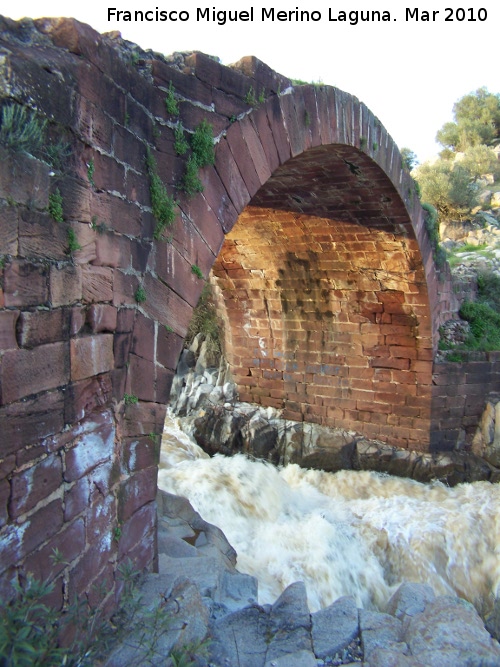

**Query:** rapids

left=158, top=413, right=500, bottom=615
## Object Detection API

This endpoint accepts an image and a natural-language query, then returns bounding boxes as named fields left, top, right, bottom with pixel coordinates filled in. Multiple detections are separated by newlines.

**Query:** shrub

left=48, top=189, right=64, bottom=223
left=185, top=283, right=222, bottom=357
left=145, top=147, right=177, bottom=240
left=181, top=156, right=203, bottom=196
left=0, top=103, right=47, bottom=154
left=164, top=81, right=179, bottom=116
left=191, top=120, right=215, bottom=168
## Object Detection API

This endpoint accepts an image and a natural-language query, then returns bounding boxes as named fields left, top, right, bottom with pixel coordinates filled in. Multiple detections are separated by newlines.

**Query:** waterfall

left=158, top=413, right=500, bottom=616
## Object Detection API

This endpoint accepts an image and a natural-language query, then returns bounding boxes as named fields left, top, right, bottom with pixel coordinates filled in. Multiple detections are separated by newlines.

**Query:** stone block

left=64, top=372, right=113, bottom=424
left=64, top=410, right=115, bottom=482
left=87, top=304, right=117, bottom=333
left=142, top=273, right=193, bottom=334
left=118, top=467, right=157, bottom=523
left=81, top=264, right=113, bottom=303
left=1, top=341, right=70, bottom=404
left=64, top=476, right=90, bottom=522
left=127, top=354, right=155, bottom=402
left=0, top=147, right=49, bottom=209
left=9, top=453, right=63, bottom=518
left=0, top=202, right=18, bottom=255
left=131, top=313, right=155, bottom=362
left=24, top=518, right=85, bottom=583
left=93, top=230, right=131, bottom=268
left=118, top=501, right=156, bottom=558
left=70, top=334, right=114, bottom=381
left=49, top=264, right=83, bottom=307
left=0, top=310, right=19, bottom=350
left=19, top=208, right=68, bottom=260
left=4, top=259, right=49, bottom=307
left=18, top=309, right=71, bottom=348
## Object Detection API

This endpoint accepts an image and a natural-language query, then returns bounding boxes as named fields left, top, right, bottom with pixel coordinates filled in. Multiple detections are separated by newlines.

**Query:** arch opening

left=210, top=145, right=433, bottom=450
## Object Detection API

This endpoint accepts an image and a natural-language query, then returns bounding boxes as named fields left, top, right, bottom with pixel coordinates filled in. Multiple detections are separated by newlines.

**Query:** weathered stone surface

left=312, top=596, right=359, bottom=658
left=49, top=264, right=83, bottom=307
left=386, top=582, right=436, bottom=622
left=404, top=596, right=500, bottom=666
left=359, top=609, right=404, bottom=660
left=70, top=334, right=114, bottom=381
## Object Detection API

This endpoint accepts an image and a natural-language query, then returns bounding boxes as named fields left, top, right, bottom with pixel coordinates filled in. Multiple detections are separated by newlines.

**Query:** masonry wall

left=0, top=14, right=489, bottom=610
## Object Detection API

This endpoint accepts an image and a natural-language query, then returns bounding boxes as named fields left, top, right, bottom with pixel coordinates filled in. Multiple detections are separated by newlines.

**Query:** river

left=158, top=412, right=500, bottom=615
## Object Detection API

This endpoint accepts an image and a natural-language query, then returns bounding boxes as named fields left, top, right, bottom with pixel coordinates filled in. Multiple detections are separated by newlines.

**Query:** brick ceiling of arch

left=211, top=144, right=435, bottom=450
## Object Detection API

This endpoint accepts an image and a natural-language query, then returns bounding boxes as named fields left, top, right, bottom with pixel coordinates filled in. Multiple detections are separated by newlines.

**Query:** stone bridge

left=0, top=16, right=498, bottom=606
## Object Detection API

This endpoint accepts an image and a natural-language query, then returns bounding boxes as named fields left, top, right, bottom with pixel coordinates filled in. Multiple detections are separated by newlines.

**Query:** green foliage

left=181, top=156, right=203, bottom=196
left=174, top=123, right=189, bottom=156
left=359, top=136, right=367, bottom=150
left=134, top=286, right=147, bottom=303
left=304, top=111, right=311, bottom=128
left=422, top=202, right=446, bottom=268
left=245, top=86, right=257, bottom=105
left=165, top=324, right=174, bottom=333
left=123, top=393, right=139, bottom=405
left=191, top=264, right=204, bottom=279
left=0, top=103, right=47, bottom=154
left=67, top=228, right=81, bottom=254
left=48, top=189, right=63, bottom=223
left=436, top=87, right=500, bottom=152
left=291, top=78, right=308, bottom=85
left=145, top=147, right=177, bottom=240
left=185, top=283, right=222, bottom=356
left=372, top=141, right=379, bottom=152
left=459, top=144, right=500, bottom=182
left=400, top=147, right=418, bottom=171
left=164, top=81, right=179, bottom=116
left=477, top=269, right=500, bottom=312
left=414, top=159, right=480, bottom=220
left=43, top=140, right=72, bottom=170
left=191, top=119, right=215, bottom=168
left=87, top=159, right=95, bottom=187
left=459, top=301, right=500, bottom=351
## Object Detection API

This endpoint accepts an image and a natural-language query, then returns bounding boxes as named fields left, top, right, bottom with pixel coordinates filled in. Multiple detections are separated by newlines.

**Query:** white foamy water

left=158, top=414, right=500, bottom=614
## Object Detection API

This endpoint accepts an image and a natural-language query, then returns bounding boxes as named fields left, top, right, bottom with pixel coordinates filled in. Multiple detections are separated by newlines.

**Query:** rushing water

left=158, top=413, right=500, bottom=615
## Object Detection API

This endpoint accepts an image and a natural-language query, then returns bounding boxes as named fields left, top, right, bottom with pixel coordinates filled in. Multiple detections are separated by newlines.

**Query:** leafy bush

left=459, top=301, right=500, bottom=351
left=0, top=103, right=47, bottom=155
left=181, top=156, right=203, bottom=196
left=190, top=120, right=215, bottom=168
left=185, top=283, right=222, bottom=356
left=48, top=189, right=64, bottom=223
left=145, top=147, right=177, bottom=240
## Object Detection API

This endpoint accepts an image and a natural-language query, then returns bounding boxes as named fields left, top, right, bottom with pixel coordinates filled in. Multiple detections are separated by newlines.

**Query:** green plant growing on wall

left=0, top=103, right=47, bottom=154
left=87, top=158, right=95, bottom=187
left=245, top=86, right=257, bottom=106
left=174, top=123, right=189, bottom=156
left=304, top=111, right=311, bottom=127
left=164, top=81, right=179, bottom=116
left=134, top=286, right=147, bottom=303
left=185, top=283, right=222, bottom=357
left=191, top=120, right=215, bottom=168
left=360, top=136, right=367, bottom=150
left=422, top=202, right=446, bottom=268
left=48, top=188, right=64, bottom=223
left=123, top=393, right=139, bottom=405
left=67, top=228, right=81, bottom=254
left=43, top=140, right=72, bottom=170
left=372, top=141, right=379, bottom=151
left=258, top=89, right=266, bottom=104
left=145, top=147, right=177, bottom=240
left=181, top=156, right=203, bottom=196
left=191, top=264, right=204, bottom=279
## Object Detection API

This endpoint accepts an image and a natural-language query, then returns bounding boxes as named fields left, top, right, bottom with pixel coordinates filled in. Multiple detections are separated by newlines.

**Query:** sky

left=6, top=1, right=499, bottom=164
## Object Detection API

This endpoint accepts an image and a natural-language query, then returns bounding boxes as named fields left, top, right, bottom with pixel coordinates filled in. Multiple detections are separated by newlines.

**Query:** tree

left=400, top=147, right=418, bottom=171
left=436, top=87, right=500, bottom=152
left=414, top=159, right=480, bottom=220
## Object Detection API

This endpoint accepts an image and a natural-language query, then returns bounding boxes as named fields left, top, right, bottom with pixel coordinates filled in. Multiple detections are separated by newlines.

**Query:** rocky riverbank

left=169, top=334, right=500, bottom=486
left=103, top=489, right=500, bottom=666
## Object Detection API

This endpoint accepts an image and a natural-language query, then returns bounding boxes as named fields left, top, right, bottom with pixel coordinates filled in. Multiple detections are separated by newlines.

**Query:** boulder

left=311, top=595, right=359, bottom=658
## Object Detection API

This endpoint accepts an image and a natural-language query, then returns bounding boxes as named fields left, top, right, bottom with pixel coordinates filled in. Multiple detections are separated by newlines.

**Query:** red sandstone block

left=122, top=401, right=166, bottom=437
left=18, top=309, right=69, bottom=348
left=4, top=260, right=49, bottom=308
left=88, top=304, right=117, bottom=333
left=9, top=454, right=63, bottom=518
left=0, top=390, right=65, bottom=458
left=81, top=265, right=113, bottom=303
left=0, top=147, right=49, bottom=209
left=20, top=499, right=64, bottom=563
left=371, top=357, right=410, bottom=371
left=215, top=138, right=251, bottom=214
left=93, top=231, right=131, bottom=269
left=64, top=373, right=113, bottom=425
left=127, top=354, right=155, bottom=402
left=71, top=535, right=115, bottom=597
left=70, top=334, right=114, bottom=381
left=49, top=264, right=82, bottom=307
left=92, top=152, right=125, bottom=194
left=64, top=476, right=90, bottom=522
left=118, top=501, right=156, bottom=560
left=24, top=518, right=85, bottom=583
left=130, top=313, right=155, bottom=362
left=0, top=310, right=19, bottom=350
left=123, top=437, right=158, bottom=474
left=64, top=410, right=115, bottom=482
left=118, top=468, right=157, bottom=524
left=87, top=494, right=117, bottom=545
left=0, top=203, right=18, bottom=255
left=142, top=273, right=192, bottom=334
left=19, top=208, right=68, bottom=261
left=156, top=328, right=183, bottom=371
left=1, top=341, right=70, bottom=404
left=113, top=270, right=139, bottom=308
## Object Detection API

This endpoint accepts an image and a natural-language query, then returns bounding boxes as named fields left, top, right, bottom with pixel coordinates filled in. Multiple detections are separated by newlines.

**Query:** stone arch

left=0, top=19, right=464, bottom=608
left=206, top=91, right=439, bottom=450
